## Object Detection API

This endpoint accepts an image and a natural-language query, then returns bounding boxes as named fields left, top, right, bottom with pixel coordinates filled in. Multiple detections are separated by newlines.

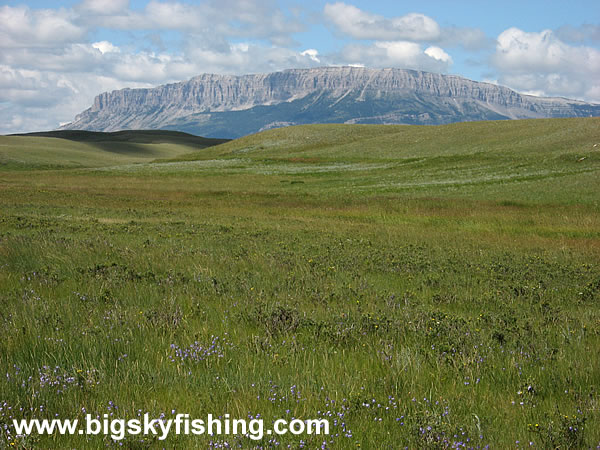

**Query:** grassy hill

left=0, top=129, right=228, bottom=169
left=152, top=118, right=600, bottom=206
left=180, top=117, right=598, bottom=162
left=1, top=118, right=599, bottom=448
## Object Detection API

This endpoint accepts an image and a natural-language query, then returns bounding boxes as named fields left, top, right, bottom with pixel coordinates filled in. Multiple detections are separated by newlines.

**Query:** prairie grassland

left=1, top=118, right=600, bottom=448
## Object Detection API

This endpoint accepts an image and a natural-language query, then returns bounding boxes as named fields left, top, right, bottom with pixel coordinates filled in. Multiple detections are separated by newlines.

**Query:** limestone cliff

left=62, top=67, right=600, bottom=138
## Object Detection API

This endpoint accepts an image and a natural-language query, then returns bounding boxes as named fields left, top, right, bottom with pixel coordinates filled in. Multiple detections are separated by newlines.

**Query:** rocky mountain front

left=62, top=67, right=600, bottom=138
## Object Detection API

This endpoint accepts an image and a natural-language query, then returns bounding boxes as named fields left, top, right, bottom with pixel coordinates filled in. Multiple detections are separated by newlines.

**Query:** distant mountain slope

left=1, top=130, right=228, bottom=170
left=61, top=67, right=600, bottom=138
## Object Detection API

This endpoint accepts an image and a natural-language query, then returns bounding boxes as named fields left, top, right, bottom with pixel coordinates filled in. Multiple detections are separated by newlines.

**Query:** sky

left=1, top=0, right=599, bottom=134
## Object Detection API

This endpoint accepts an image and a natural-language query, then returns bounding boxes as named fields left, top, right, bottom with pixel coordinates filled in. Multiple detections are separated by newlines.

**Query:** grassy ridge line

left=106, top=118, right=599, bottom=207
left=0, top=130, right=229, bottom=170
left=167, top=117, right=600, bottom=163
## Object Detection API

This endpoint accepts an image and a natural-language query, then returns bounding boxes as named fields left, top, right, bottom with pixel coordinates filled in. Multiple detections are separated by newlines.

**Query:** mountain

left=62, top=67, right=600, bottom=138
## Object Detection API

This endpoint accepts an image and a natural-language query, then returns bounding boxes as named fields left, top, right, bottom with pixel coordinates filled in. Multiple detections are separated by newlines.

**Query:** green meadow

left=1, top=118, right=599, bottom=448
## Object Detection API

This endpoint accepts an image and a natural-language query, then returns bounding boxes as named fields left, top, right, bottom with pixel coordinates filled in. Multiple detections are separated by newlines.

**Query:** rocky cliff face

left=63, top=67, right=600, bottom=138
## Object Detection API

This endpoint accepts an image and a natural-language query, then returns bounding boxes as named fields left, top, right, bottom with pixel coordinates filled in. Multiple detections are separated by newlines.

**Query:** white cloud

left=324, top=3, right=440, bottom=41
left=185, top=42, right=322, bottom=75
left=424, top=46, right=452, bottom=63
left=301, top=49, right=321, bottom=63
left=493, top=27, right=600, bottom=102
left=144, top=1, right=205, bottom=29
left=111, top=52, right=201, bottom=83
left=0, top=44, right=103, bottom=73
left=496, top=28, right=568, bottom=72
left=81, top=0, right=304, bottom=46
left=0, top=5, right=85, bottom=48
left=92, top=41, right=120, bottom=54
left=337, top=41, right=452, bottom=73
left=323, top=2, right=490, bottom=50
left=0, top=66, right=154, bottom=134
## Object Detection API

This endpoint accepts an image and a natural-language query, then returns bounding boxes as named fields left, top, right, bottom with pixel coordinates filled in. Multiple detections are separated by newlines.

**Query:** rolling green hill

left=0, top=129, right=228, bottom=169
left=173, top=117, right=599, bottom=162
left=151, top=118, right=600, bottom=206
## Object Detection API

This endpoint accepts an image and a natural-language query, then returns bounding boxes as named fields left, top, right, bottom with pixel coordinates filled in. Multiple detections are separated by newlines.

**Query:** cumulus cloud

left=1, top=44, right=104, bottom=73
left=323, top=2, right=490, bottom=51
left=335, top=41, right=452, bottom=73
left=0, top=5, right=85, bottom=48
left=0, top=64, right=156, bottom=134
left=424, top=46, right=452, bottom=63
left=184, top=42, right=322, bottom=75
left=92, top=41, right=120, bottom=54
left=301, top=49, right=321, bottom=63
left=493, top=27, right=600, bottom=102
left=81, top=0, right=304, bottom=46
left=0, top=66, right=62, bottom=107
left=324, top=2, right=440, bottom=41
left=320, top=4, right=455, bottom=72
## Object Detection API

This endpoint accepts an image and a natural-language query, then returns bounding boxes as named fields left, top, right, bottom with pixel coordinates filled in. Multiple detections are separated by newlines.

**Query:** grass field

left=1, top=118, right=599, bottom=448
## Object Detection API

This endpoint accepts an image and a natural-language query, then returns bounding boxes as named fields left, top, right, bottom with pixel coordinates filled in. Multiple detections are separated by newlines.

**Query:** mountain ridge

left=62, top=67, right=600, bottom=138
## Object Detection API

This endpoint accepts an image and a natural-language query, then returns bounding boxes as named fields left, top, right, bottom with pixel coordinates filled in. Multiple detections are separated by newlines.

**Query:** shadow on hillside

left=10, top=130, right=230, bottom=156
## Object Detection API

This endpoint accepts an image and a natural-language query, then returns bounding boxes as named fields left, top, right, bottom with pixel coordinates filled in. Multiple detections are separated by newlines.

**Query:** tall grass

left=1, top=119, right=599, bottom=447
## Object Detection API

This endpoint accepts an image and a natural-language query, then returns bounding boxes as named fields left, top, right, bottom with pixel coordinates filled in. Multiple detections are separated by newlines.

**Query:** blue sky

left=1, top=0, right=599, bottom=133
